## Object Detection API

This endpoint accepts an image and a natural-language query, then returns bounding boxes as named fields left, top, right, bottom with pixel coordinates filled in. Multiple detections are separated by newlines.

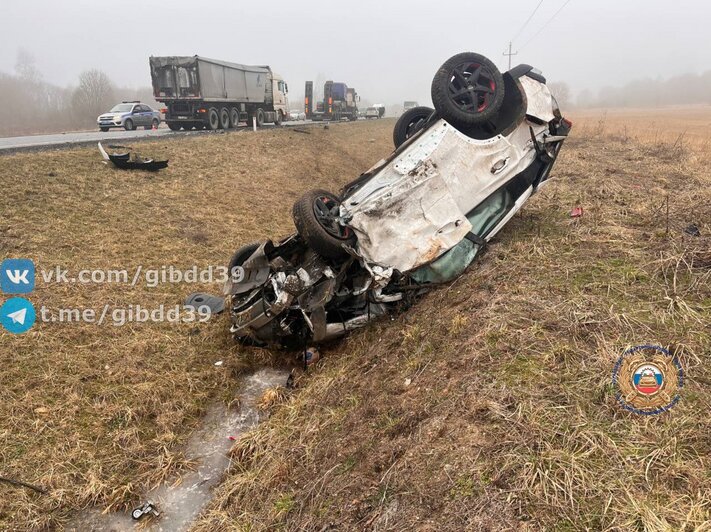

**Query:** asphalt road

left=0, top=121, right=316, bottom=153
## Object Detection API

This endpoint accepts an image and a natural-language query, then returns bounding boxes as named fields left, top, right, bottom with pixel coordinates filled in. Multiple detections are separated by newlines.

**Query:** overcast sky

left=2, top=0, right=710, bottom=106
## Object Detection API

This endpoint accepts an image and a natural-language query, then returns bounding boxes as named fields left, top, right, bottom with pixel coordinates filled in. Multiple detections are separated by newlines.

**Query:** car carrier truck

left=304, top=80, right=359, bottom=121
left=149, top=56, right=289, bottom=131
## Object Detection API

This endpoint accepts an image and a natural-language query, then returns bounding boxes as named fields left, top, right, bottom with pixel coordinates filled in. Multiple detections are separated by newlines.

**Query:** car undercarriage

left=225, top=52, right=571, bottom=348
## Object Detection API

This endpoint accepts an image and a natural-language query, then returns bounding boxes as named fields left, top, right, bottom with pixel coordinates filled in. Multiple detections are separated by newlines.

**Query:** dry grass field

left=569, top=105, right=711, bottom=156
left=0, top=111, right=710, bottom=530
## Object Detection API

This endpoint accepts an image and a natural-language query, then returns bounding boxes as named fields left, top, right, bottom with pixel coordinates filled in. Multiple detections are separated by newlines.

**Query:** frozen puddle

left=69, top=368, right=290, bottom=531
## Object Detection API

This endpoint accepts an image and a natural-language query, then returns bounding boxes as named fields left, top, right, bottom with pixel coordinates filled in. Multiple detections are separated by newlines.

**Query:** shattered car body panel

left=227, top=57, right=571, bottom=348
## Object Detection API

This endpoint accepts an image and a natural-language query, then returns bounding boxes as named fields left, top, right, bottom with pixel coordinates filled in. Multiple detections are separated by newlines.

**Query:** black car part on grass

left=185, top=293, right=225, bottom=315
left=98, top=143, right=169, bottom=171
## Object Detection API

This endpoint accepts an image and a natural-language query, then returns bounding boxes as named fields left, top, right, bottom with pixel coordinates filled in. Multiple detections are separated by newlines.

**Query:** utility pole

left=503, top=41, right=518, bottom=70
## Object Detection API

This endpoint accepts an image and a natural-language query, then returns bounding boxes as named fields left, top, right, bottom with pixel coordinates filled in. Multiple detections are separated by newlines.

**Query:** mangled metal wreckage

left=224, top=52, right=572, bottom=348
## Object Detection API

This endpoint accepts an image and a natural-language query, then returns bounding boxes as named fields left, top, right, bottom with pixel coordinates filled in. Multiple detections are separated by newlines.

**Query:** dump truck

left=304, top=80, right=359, bottom=121
left=149, top=56, right=289, bottom=131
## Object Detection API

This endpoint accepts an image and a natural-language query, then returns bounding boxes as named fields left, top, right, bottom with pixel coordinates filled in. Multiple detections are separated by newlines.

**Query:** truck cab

left=272, top=75, right=289, bottom=117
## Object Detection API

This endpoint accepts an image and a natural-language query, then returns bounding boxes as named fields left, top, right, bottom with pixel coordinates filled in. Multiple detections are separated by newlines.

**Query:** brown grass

left=569, top=105, right=711, bottom=159
left=190, top=120, right=709, bottom=531
left=1, top=115, right=709, bottom=530
left=0, top=121, right=392, bottom=530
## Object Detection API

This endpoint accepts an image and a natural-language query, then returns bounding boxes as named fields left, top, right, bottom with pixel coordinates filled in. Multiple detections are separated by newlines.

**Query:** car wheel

left=393, top=106, right=435, bottom=148
left=255, top=108, right=265, bottom=128
left=274, top=110, right=283, bottom=126
left=100, top=127, right=109, bottom=132
left=182, top=123, right=194, bottom=131
left=292, top=189, right=355, bottom=259
left=124, top=119, right=135, bottom=131
left=431, top=52, right=505, bottom=128
left=230, top=108, right=240, bottom=128
left=207, top=108, right=220, bottom=130
left=168, top=122, right=181, bottom=131
left=220, top=107, right=230, bottom=129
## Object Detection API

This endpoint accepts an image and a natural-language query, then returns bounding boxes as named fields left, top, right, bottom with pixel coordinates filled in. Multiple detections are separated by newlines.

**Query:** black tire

left=124, top=119, right=135, bottom=131
left=230, top=108, right=240, bottom=128
left=207, top=108, right=220, bottom=130
left=274, top=110, right=283, bottom=126
left=255, top=108, right=265, bottom=128
left=431, top=52, right=505, bottom=128
left=292, top=189, right=355, bottom=259
left=168, top=122, right=181, bottom=131
left=220, top=107, right=230, bottom=129
left=100, top=127, right=109, bottom=132
left=393, top=106, right=435, bottom=148
left=182, top=123, right=193, bottom=131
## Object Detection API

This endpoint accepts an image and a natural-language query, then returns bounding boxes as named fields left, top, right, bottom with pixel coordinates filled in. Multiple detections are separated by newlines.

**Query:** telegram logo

left=1, top=297, right=36, bottom=334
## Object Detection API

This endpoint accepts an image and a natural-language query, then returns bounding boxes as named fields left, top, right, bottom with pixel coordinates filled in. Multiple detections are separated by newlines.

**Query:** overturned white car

left=225, top=52, right=572, bottom=348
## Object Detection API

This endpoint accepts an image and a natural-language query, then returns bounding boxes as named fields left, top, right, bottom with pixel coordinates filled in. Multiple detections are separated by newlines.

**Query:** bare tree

left=548, top=81, right=571, bottom=109
left=72, top=69, right=115, bottom=126
left=15, top=48, right=41, bottom=83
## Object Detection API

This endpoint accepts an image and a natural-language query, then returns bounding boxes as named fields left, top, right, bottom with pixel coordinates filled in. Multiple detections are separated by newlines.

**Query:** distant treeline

left=577, top=70, right=711, bottom=108
left=0, top=50, right=159, bottom=137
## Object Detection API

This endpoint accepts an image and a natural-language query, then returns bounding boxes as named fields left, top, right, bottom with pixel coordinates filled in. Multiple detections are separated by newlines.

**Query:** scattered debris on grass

left=684, top=223, right=701, bottom=237
left=98, top=142, right=169, bottom=171
left=185, top=292, right=225, bottom=315
left=131, top=501, right=160, bottom=520
left=1, top=121, right=389, bottom=530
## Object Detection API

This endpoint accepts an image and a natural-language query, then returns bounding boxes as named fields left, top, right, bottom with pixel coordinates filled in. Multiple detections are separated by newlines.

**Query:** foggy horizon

left=3, top=0, right=711, bottom=107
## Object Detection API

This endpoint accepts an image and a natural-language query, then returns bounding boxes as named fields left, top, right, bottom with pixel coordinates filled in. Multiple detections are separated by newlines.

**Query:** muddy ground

left=1, top=116, right=710, bottom=530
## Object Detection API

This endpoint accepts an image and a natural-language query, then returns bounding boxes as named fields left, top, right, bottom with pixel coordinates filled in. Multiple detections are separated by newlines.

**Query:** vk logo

left=1, top=297, right=36, bottom=334
left=0, top=259, right=35, bottom=294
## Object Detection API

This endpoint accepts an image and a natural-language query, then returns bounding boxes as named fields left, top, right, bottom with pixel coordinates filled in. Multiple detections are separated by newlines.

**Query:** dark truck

left=149, top=56, right=290, bottom=131
left=304, top=80, right=359, bottom=121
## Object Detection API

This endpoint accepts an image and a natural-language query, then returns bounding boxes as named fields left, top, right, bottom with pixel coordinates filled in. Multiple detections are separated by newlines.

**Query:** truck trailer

left=304, top=80, right=359, bottom=121
left=149, top=56, right=289, bottom=131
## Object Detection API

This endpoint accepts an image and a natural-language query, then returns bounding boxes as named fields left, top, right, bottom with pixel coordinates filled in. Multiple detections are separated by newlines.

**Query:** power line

left=511, top=0, right=545, bottom=44
left=519, top=0, right=574, bottom=50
